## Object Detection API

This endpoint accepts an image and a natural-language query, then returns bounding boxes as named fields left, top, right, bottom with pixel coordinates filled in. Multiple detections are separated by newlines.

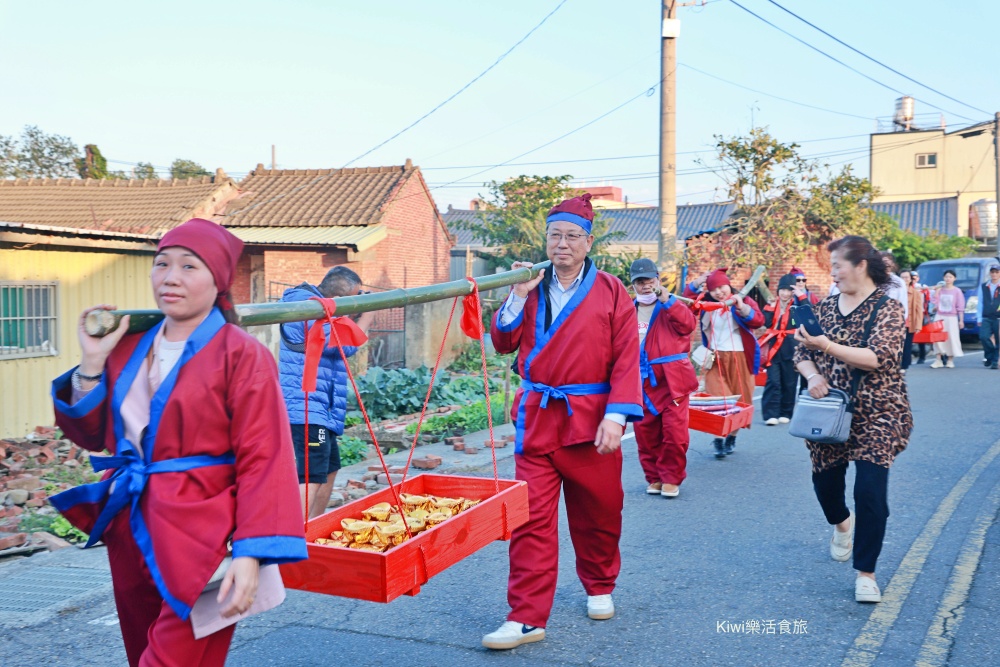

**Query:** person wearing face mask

left=684, top=268, right=764, bottom=458
left=629, top=258, right=699, bottom=498
left=760, top=274, right=801, bottom=425
left=49, top=218, right=307, bottom=666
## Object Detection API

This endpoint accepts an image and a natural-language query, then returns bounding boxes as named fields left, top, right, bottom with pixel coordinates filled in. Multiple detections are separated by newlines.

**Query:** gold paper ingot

left=460, top=498, right=481, bottom=512
left=400, top=493, right=431, bottom=513
left=349, top=542, right=386, bottom=552
left=432, top=497, right=463, bottom=516
left=344, top=520, right=375, bottom=545
left=405, top=508, right=430, bottom=522
left=425, top=512, right=451, bottom=527
left=403, top=517, right=426, bottom=533
left=314, top=538, right=332, bottom=545
left=362, top=502, right=394, bottom=522
left=375, top=523, right=407, bottom=546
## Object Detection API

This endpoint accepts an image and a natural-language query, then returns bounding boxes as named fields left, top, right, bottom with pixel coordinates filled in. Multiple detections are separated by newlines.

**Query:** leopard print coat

left=793, top=289, right=913, bottom=473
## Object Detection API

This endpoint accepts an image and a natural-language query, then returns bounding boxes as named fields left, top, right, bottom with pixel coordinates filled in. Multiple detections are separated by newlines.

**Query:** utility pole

left=994, top=112, right=999, bottom=238
left=658, top=1, right=679, bottom=274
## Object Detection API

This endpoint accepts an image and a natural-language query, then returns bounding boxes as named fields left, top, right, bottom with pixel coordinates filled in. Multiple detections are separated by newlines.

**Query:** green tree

left=452, top=174, right=623, bottom=271
left=690, top=128, right=915, bottom=271
left=0, top=125, right=79, bottom=178
left=170, top=158, right=210, bottom=180
left=134, top=162, right=158, bottom=180
left=876, top=227, right=978, bottom=269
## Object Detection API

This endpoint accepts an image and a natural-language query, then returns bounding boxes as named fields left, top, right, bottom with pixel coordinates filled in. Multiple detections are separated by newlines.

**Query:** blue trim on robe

left=50, top=308, right=268, bottom=621
left=233, top=535, right=309, bottom=564
left=52, top=367, right=108, bottom=419
left=636, top=298, right=687, bottom=415
left=514, top=264, right=612, bottom=453
left=494, top=304, right=524, bottom=333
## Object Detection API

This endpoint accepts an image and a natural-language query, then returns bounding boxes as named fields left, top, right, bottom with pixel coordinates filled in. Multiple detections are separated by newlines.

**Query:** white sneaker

left=482, top=621, right=545, bottom=650
left=855, top=576, right=881, bottom=603
left=946, top=360, right=955, bottom=368
left=930, top=359, right=944, bottom=369
left=765, top=418, right=779, bottom=426
left=831, top=512, right=854, bottom=562
left=587, top=594, right=615, bottom=620
left=778, top=417, right=790, bottom=424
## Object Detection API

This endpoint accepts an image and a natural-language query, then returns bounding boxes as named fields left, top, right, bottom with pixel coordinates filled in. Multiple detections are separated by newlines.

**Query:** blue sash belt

left=50, top=439, right=235, bottom=619
left=639, top=351, right=687, bottom=387
left=520, top=380, right=610, bottom=416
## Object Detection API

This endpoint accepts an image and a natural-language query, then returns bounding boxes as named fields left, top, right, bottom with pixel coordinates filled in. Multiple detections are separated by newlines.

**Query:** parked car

left=915, top=256, right=1000, bottom=339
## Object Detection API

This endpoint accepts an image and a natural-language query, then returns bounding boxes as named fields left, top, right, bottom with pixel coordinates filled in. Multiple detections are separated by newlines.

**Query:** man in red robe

left=50, top=219, right=306, bottom=666
left=629, top=258, right=699, bottom=498
left=481, top=194, right=643, bottom=650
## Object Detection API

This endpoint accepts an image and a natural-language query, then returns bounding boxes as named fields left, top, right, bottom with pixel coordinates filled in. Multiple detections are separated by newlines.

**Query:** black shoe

left=984, top=359, right=991, bottom=367
left=713, top=438, right=726, bottom=459
left=916, top=358, right=925, bottom=364
left=992, top=364, right=999, bottom=370
left=723, top=435, right=736, bottom=455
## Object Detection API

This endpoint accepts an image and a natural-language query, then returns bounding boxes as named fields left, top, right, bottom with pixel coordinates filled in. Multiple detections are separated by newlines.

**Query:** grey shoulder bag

left=788, top=295, right=889, bottom=444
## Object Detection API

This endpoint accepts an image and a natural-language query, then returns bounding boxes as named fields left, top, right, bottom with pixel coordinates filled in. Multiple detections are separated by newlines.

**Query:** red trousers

left=106, top=512, right=235, bottom=667
left=633, top=396, right=690, bottom=486
left=507, top=443, right=624, bottom=628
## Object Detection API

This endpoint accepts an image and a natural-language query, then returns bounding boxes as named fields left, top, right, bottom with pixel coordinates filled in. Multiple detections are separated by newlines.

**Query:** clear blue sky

left=2, top=0, right=997, bottom=211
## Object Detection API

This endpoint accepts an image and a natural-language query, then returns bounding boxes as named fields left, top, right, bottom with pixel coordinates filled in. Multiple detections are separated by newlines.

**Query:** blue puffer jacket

left=278, top=283, right=357, bottom=434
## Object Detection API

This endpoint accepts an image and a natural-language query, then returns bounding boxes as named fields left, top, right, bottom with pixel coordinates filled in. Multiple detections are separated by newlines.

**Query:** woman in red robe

left=50, top=218, right=306, bottom=667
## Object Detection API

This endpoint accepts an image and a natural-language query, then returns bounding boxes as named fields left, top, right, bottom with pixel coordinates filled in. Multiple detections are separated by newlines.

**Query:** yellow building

left=870, top=120, right=997, bottom=237
left=0, top=223, right=157, bottom=438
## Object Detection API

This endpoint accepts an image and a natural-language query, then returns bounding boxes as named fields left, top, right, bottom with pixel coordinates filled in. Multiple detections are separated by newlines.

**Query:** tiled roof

left=443, top=202, right=736, bottom=248
left=0, top=174, right=237, bottom=235
left=225, top=163, right=419, bottom=227
left=870, top=197, right=958, bottom=236
left=228, top=225, right=387, bottom=251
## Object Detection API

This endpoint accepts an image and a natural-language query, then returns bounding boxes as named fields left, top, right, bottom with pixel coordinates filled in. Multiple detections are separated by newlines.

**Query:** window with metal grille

left=915, top=153, right=937, bottom=168
left=0, top=282, right=59, bottom=360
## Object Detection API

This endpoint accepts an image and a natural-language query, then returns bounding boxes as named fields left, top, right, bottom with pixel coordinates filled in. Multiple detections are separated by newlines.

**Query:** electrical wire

left=763, top=0, right=991, bottom=117
left=340, top=0, right=568, bottom=169
left=727, top=0, right=977, bottom=123
left=679, top=63, right=872, bottom=121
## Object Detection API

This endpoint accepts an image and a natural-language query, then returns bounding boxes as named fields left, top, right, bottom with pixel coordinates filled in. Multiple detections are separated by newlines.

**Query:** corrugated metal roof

left=870, top=197, right=958, bottom=236
left=443, top=202, right=736, bottom=248
left=226, top=225, right=387, bottom=251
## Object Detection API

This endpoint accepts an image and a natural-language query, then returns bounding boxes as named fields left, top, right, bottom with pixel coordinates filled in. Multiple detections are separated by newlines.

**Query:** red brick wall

left=232, top=253, right=253, bottom=304
left=363, top=171, right=452, bottom=289
left=685, top=235, right=834, bottom=297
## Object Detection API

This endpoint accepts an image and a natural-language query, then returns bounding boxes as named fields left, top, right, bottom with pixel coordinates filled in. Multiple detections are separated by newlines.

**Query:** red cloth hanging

left=461, top=284, right=485, bottom=340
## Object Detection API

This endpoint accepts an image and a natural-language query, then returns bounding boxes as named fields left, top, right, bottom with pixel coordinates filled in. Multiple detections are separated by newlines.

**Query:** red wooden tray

left=912, top=331, right=947, bottom=344
left=279, top=473, right=529, bottom=603
left=688, top=393, right=754, bottom=436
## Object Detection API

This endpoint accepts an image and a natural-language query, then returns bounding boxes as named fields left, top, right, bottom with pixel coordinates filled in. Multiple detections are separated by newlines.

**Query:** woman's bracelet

left=804, top=373, right=818, bottom=382
left=71, top=368, right=103, bottom=392
left=824, top=341, right=833, bottom=354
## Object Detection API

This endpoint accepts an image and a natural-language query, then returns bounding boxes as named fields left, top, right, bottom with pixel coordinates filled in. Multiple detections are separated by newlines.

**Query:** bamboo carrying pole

left=84, top=263, right=768, bottom=337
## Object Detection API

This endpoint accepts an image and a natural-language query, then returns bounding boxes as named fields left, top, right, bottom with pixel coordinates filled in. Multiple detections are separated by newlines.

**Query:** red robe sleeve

left=52, top=368, right=110, bottom=453
left=604, top=279, right=644, bottom=419
left=490, top=291, right=527, bottom=354
left=662, top=296, right=697, bottom=336
left=226, top=341, right=307, bottom=564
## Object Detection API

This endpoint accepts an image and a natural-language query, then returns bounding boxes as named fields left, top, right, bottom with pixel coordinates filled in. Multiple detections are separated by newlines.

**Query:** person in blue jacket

left=279, top=266, right=373, bottom=518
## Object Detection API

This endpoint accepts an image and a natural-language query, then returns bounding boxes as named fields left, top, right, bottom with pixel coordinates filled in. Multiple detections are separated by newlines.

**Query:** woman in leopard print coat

left=793, top=235, right=912, bottom=605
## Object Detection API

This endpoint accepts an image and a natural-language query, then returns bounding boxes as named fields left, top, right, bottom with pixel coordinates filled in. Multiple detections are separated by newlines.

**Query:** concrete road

left=1, top=350, right=998, bottom=667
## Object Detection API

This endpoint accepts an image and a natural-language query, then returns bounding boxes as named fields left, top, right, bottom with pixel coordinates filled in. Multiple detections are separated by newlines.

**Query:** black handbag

left=789, top=295, right=889, bottom=444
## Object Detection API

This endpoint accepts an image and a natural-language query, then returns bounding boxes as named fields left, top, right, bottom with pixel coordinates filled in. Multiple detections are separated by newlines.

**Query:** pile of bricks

left=1, top=426, right=89, bottom=553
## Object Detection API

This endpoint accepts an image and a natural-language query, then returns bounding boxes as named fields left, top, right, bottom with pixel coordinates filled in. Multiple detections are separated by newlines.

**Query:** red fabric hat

left=705, top=268, right=731, bottom=291
left=789, top=266, right=806, bottom=279
left=157, top=218, right=244, bottom=310
left=546, top=192, right=595, bottom=234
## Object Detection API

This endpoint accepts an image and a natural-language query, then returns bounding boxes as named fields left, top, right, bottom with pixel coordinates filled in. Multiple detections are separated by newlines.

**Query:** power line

left=679, top=63, right=872, bottom=121
left=340, top=0, right=568, bottom=169
left=726, top=0, right=976, bottom=123
left=763, top=0, right=991, bottom=117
